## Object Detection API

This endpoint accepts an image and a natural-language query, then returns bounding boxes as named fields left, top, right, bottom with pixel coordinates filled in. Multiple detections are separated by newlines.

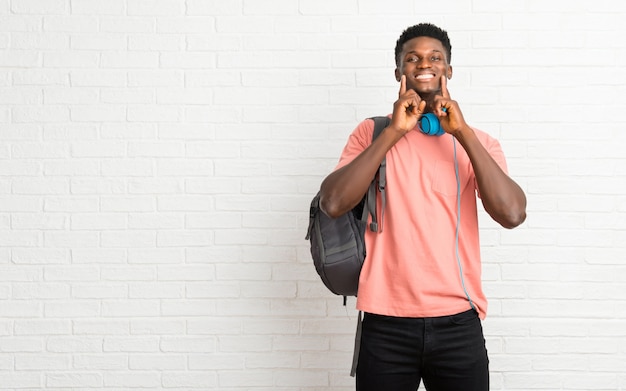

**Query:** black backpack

left=305, top=116, right=391, bottom=301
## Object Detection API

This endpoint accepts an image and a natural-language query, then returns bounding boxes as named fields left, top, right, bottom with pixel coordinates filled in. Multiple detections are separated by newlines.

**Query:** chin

left=417, top=81, right=442, bottom=91
left=413, top=86, right=438, bottom=96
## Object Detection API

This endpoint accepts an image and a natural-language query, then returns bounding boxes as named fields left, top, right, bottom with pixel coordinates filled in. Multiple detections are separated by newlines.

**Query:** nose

left=417, top=57, right=432, bottom=68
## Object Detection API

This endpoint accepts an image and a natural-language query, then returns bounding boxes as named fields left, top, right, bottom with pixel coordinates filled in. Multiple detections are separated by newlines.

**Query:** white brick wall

left=0, top=0, right=625, bottom=389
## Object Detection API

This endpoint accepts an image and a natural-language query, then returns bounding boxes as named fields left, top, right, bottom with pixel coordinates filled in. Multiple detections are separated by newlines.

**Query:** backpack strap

left=365, top=116, right=390, bottom=232
left=351, top=117, right=388, bottom=376
left=349, top=310, right=363, bottom=377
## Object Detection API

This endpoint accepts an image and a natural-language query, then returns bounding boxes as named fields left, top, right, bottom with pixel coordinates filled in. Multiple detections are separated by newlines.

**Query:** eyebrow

left=405, top=49, right=443, bottom=56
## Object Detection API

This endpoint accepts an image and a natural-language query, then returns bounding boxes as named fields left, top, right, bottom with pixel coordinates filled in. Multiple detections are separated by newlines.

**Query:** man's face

left=395, top=36, right=452, bottom=96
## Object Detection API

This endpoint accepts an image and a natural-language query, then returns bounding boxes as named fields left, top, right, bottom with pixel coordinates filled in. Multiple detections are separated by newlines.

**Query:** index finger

left=399, top=75, right=406, bottom=97
left=440, top=75, right=450, bottom=99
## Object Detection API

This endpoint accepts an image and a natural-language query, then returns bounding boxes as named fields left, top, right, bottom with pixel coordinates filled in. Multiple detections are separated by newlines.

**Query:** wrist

left=451, top=124, right=474, bottom=141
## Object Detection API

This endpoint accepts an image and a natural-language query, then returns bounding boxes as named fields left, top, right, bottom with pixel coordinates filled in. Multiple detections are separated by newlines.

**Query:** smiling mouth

left=415, top=74, right=436, bottom=81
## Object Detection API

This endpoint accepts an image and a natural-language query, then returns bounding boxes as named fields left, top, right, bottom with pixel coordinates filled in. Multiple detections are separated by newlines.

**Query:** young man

left=318, top=23, right=527, bottom=391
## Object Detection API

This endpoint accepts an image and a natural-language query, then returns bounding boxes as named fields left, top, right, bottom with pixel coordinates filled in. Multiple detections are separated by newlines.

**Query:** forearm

left=455, top=127, right=527, bottom=228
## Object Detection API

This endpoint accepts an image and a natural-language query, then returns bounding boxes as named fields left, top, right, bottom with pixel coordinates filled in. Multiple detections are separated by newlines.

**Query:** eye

left=406, top=55, right=419, bottom=63
left=431, top=56, right=441, bottom=62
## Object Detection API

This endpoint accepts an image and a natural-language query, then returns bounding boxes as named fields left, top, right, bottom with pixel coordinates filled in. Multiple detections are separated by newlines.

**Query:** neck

left=419, top=90, right=441, bottom=113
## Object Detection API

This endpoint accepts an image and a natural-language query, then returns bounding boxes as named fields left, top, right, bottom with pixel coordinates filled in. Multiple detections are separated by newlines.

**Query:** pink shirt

left=335, top=116, right=508, bottom=320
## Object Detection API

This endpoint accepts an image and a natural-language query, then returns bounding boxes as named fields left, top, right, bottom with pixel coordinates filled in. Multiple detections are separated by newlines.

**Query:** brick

left=43, top=123, right=98, bottom=140
left=101, top=301, right=160, bottom=318
left=187, top=318, right=241, bottom=335
left=11, top=248, right=69, bottom=264
left=0, top=373, right=42, bottom=388
left=101, top=161, right=155, bottom=177
left=215, top=299, right=270, bottom=317
left=43, top=51, right=99, bottom=67
left=157, top=195, right=212, bottom=212
left=127, top=105, right=182, bottom=122
left=11, top=0, right=66, bottom=14
left=186, top=246, right=242, bottom=263
left=73, top=354, right=128, bottom=370
left=12, top=105, right=69, bottom=122
left=46, top=373, right=103, bottom=388
left=70, top=33, right=127, bottom=50
left=0, top=231, right=40, bottom=246
left=186, top=212, right=240, bottom=230
left=44, top=301, right=100, bottom=318
left=100, top=17, right=155, bottom=33
left=299, top=0, right=356, bottom=15
left=72, top=284, right=127, bottom=299
left=45, top=87, right=98, bottom=104
left=11, top=32, right=68, bottom=50
left=130, top=319, right=185, bottom=335
left=69, top=178, right=126, bottom=195
left=128, top=142, right=185, bottom=157
left=12, top=283, right=70, bottom=299
left=128, top=213, right=184, bottom=229
left=73, top=320, right=129, bottom=335
left=128, top=34, right=183, bottom=51
left=185, top=178, right=239, bottom=195
left=218, top=370, right=273, bottom=387
left=15, top=354, right=71, bottom=370
left=188, top=353, right=243, bottom=370
left=0, top=86, right=41, bottom=104
left=186, top=0, right=242, bottom=16
left=103, top=372, right=161, bottom=388
left=128, top=282, right=184, bottom=299
left=157, top=16, right=214, bottom=33
left=161, top=300, right=216, bottom=317
left=0, top=301, right=41, bottom=317
left=160, top=52, right=216, bottom=69
left=101, top=266, right=156, bottom=281
left=70, top=0, right=125, bottom=15
left=127, top=248, right=183, bottom=264
left=128, top=70, right=183, bottom=87
left=43, top=15, right=98, bottom=32
left=0, top=335, right=43, bottom=352
left=100, top=231, right=156, bottom=248
left=43, top=231, right=99, bottom=248
left=160, top=336, right=216, bottom=352
left=102, top=52, right=158, bottom=69
left=188, top=34, right=241, bottom=52
left=69, top=214, right=126, bottom=230
left=156, top=87, right=212, bottom=104
left=241, top=282, right=297, bottom=299
left=162, top=372, right=218, bottom=388
left=70, top=70, right=126, bottom=86
left=275, top=370, right=329, bottom=387
left=128, top=354, right=186, bottom=370
left=0, top=15, right=42, bottom=32
left=46, top=337, right=102, bottom=353
left=127, top=0, right=184, bottom=16
left=11, top=213, right=67, bottom=230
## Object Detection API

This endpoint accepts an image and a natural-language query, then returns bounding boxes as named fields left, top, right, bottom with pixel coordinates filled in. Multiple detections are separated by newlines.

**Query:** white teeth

left=416, top=74, right=434, bottom=79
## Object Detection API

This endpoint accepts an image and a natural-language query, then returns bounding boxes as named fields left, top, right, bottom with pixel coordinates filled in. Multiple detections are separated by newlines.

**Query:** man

left=318, top=23, right=527, bottom=391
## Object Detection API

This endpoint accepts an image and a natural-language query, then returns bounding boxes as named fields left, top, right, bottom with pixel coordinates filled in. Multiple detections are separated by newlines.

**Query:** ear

left=395, top=68, right=401, bottom=82
left=446, top=65, right=453, bottom=80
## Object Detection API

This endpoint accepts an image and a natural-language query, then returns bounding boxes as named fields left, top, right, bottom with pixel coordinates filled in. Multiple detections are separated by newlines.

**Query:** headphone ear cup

left=419, top=113, right=445, bottom=136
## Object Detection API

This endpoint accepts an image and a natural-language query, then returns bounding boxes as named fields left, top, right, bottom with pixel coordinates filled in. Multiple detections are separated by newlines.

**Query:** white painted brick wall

left=0, top=0, right=625, bottom=389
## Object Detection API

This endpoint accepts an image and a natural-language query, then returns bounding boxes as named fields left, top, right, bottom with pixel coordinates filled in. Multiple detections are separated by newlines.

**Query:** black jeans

left=356, top=309, right=489, bottom=391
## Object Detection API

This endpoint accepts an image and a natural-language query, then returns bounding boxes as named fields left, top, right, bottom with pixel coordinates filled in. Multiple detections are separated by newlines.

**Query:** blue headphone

left=419, top=110, right=445, bottom=136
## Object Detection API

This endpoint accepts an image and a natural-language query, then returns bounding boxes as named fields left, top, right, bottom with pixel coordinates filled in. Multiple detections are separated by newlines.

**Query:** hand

left=433, top=75, right=469, bottom=136
left=390, top=75, right=426, bottom=135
